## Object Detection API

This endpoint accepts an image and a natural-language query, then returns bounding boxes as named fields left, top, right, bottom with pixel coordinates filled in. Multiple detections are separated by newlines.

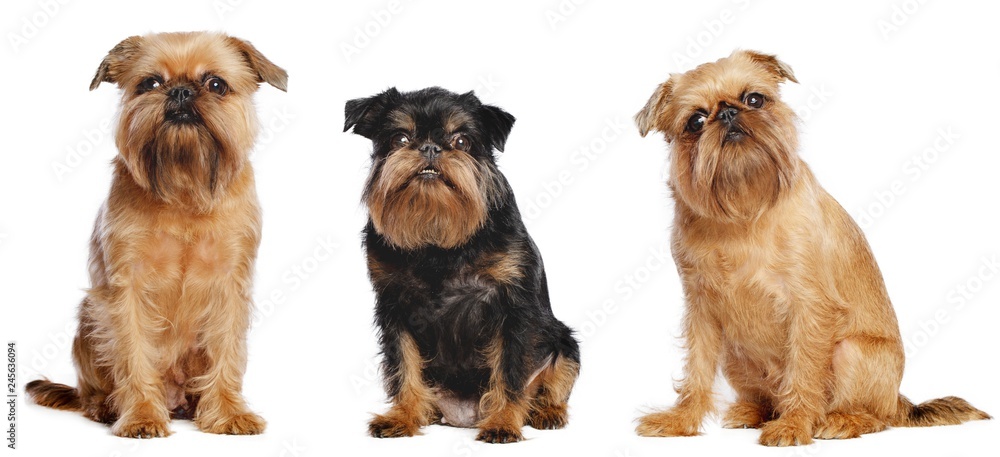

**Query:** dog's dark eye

left=391, top=133, right=410, bottom=148
left=138, top=76, right=162, bottom=94
left=452, top=134, right=471, bottom=152
left=744, top=92, right=765, bottom=109
left=205, top=76, right=228, bottom=96
left=686, top=112, right=707, bottom=133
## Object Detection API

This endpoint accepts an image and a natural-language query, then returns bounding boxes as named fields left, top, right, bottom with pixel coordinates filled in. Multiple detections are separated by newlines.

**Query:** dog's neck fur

left=113, top=153, right=250, bottom=214
left=672, top=163, right=820, bottom=234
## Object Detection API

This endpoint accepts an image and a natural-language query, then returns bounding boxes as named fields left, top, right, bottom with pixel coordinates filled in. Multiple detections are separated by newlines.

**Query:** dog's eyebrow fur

left=388, top=110, right=416, bottom=132
left=444, top=110, right=474, bottom=134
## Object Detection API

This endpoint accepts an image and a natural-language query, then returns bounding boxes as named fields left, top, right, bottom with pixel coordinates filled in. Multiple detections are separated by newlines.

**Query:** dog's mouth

left=166, top=109, right=201, bottom=124
left=723, top=126, right=747, bottom=143
left=410, top=165, right=457, bottom=189
left=417, top=167, right=441, bottom=178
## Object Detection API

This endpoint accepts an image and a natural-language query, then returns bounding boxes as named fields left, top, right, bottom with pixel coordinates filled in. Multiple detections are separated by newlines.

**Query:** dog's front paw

left=527, top=405, right=568, bottom=430
left=198, top=412, right=266, bottom=435
left=814, top=412, right=883, bottom=440
left=759, top=418, right=813, bottom=446
left=369, top=414, right=420, bottom=438
left=636, top=409, right=701, bottom=437
left=722, top=401, right=770, bottom=429
left=112, top=415, right=171, bottom=439
left=476, top=426, right=524, bottom=444
left=82, top=396, right=118, bottom=424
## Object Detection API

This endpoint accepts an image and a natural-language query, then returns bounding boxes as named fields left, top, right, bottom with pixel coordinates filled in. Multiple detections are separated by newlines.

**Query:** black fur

left=346, top=87, right=580, bottom=429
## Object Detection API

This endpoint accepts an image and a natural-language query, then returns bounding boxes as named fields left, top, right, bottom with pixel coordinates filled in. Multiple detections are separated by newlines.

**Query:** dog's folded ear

left=455, top=90, right=515, bottom=153
left=478, top=104, right=515, bottom=153
left=737, top=50, right=798, bottom=84
left=227, top=37, right=288, bottom=92
left=344, top=88, right=402, bottom=138
left=90, top=35, right=144, bottom=91
left=635, top=78, right=674, bottom=139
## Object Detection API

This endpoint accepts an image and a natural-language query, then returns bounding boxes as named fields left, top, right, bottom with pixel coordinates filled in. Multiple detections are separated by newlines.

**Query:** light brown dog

left=633, top=50, right=989, bottom=446
left=26, top=32, right=287, bottom=438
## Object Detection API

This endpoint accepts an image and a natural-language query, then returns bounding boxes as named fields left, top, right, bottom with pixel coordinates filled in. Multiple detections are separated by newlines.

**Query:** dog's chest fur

left=372, top=242, right=518, bottom=393
left=672, top=208, right=807, bottom=362
left=93, top=172, right=261, bottom=408
left=409, top=255, right=496, bottom=366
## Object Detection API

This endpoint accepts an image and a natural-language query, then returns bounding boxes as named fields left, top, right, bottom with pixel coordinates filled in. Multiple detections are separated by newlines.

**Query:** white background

left=2, top=1, right=998, bottom=456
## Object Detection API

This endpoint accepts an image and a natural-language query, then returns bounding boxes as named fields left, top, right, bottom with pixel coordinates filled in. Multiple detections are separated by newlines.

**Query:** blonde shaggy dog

left=633, top=50, right=988, bottom=446
left=26, top=32, right=286, bottom=438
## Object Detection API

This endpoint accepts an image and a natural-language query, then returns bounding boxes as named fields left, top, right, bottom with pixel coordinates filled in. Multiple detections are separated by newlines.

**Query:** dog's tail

left=554, top=321, right=580, bottom=365
left=891, top=395, right=990, bottom=427
left=25, top=379, right=82, bottom=411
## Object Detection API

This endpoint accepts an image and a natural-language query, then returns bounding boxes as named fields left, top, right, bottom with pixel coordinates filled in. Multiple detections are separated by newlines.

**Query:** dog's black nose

left=168, top=86, right=195, bottom=105
left=419, top=143, right=442, bottom=159
left=717, top=106, right=739, bottom=124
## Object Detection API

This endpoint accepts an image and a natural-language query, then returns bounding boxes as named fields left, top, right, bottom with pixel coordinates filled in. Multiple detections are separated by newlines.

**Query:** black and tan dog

left=345, top=87, right=580, bottom=443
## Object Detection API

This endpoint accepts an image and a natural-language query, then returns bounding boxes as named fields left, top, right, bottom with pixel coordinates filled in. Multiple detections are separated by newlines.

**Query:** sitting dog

left=345, top=87, right=580, bottom=443
left=26, top=32, right=287, bottom=438
left=633, top=50, right=989, bottom=446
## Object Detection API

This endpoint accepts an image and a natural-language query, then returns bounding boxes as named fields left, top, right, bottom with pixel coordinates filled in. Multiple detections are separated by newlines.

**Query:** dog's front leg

left=476, top=315, right=533, bottom=444
left=190, top=271, right=265, bottom=435
left=98, top=281, right=171, bottom=438
left=758, top=299, right=837, bottom=446
left=636, top=280, right=722, bottom=437
left=369, top=330, right=437, bottom=437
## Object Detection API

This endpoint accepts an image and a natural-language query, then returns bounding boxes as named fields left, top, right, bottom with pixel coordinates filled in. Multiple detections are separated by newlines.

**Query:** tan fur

left=525, top=356, right=580, bottom=430
left=634, top=50, right=988, bottom=446
left=444, top=110, right=475, bottom=134
left=477, top=336, right=529, bottom=443
left=369, top=332, right=578, bottom=440
left=365, top=147, right=490, bottom=250
left=479, top=248, right=526, bottom=285
left=368, top=332, right=439, bottom=437
left=366, top=255, right=391, bottom=289
left=25, top=32, right=286, bottom=438
left=387, top=110, right=416, bottom=134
